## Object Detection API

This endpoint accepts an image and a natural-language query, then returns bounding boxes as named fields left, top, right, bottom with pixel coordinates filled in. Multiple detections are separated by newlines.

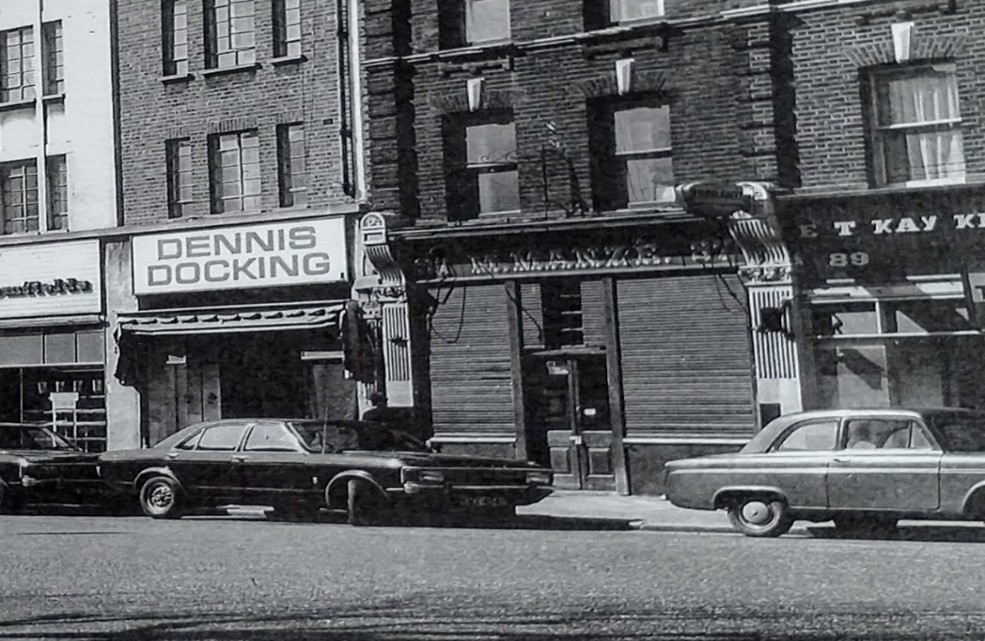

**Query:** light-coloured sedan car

left=666, top=408, right=985, bottom=537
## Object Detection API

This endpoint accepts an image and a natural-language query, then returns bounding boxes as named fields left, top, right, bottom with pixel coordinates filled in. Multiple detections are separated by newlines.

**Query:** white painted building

left=0, top=0, right=116, bottom=450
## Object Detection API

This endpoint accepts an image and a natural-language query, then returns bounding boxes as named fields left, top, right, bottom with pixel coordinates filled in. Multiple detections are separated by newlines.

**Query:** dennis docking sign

left=132, top=218, right=348, bottom=295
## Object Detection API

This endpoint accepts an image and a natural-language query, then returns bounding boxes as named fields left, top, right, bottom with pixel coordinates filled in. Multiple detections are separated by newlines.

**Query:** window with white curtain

left=870, top=65, right=965, bottom=186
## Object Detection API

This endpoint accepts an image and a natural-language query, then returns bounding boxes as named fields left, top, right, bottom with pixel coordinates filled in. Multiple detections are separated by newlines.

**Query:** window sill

left=201, top=62, right=262, bottom=78
left=0, top=98, right=35, bottom=113
left=433, top=42, right=518, bottom=62
left=270, top=54, right=306, bottom=66
left=42, top=93, right=65, bottom=105
left=160, top=73, right=194, bottom=85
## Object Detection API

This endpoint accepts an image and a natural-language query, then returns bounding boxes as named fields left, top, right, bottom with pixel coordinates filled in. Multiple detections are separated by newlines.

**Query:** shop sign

left=680, top=182, right=753, bottom=217
left=0, top=240, right=101, bottom=319
left=413, top=238, right=734, bottom=281
left=132, top=218, right=349, bottom=295
left=790, top=198, right=985, bottom=286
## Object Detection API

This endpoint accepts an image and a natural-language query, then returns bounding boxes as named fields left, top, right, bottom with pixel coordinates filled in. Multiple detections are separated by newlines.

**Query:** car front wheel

left=346, top=479, right=385, bottom=526
left=726, top=496, right=793, bottom=537
left=139, top=476, right=184, bottom=519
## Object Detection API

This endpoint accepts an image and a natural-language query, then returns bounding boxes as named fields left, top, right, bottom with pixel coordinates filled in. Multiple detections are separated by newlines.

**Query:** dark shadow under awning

left=116, top=301, right=345, bottom=336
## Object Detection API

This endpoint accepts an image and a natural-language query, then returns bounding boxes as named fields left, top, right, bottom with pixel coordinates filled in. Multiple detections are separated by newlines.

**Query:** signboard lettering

left=132, top=218, right=348, bottom=295
left=0, top=240, right=101, bottom=319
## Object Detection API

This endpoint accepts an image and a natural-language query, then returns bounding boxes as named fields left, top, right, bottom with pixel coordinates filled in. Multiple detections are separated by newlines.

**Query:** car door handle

left=833, top=457, right=849, bottom=463
left=165, top=452, right=179, bottom=460
left=231, top=455, right=248, bottom=463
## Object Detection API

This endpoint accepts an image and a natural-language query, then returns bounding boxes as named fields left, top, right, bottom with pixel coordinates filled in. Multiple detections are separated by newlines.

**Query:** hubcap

left=741, top=501, right=772, bottom=525
left=148, top=484, right=174, bottom=510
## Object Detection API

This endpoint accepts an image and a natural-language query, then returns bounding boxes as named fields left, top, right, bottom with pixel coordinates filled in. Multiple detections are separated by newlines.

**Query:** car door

left=166, top=421, right=251, bottom=503
left=826, top=417, right=941, bottom=512
left=760, top=417, right=841, bottom=509
left=235, top=421, right=311, bottom=504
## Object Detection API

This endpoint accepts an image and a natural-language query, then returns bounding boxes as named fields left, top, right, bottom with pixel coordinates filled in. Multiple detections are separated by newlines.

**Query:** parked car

left=98, top=418, right=554, bottom=524
left=0, top=422, right=103, bottom=513
left=666, top=408, right=985, bottom=537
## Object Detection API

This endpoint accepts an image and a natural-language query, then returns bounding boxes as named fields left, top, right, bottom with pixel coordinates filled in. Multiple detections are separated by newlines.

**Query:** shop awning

left=116, top=301, right=345, bottom=336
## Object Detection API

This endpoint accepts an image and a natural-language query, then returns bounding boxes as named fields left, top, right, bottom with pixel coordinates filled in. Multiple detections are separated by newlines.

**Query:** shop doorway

left=218, top=335, right=307, bottom=418
left=523, top=352, right=616, bottom=490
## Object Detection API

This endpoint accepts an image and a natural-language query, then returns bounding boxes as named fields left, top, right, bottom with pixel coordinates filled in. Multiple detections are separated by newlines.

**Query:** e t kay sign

left=132, top=218, right=348, bottom=295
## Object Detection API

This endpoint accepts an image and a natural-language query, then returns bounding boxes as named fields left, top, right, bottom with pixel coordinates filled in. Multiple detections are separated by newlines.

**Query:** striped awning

left=116, top=301, right=345, bottom=336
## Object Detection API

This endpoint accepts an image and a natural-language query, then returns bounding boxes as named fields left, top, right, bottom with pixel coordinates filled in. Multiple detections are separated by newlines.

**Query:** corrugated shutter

left=428, top=284, right=515, bottom=435
left=618, top=274, right=755, bottom=438
left=581, top=279, right=606, bottom=348
left=520, top=282, right=544, bottom=350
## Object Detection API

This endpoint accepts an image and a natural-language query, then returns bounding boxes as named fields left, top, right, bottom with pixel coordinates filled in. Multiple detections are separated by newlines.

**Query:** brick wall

left=116, top=0, right=357, bottom=225
left=362, top=0, right=778, bottom=223
left=781, top=2, right=985, bottom=193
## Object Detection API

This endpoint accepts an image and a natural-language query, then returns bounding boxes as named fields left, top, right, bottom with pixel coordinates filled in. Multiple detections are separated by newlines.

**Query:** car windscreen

left=0, top=425, right=77, bottom=451
left=930, top=414, right=985, bottom=453
left=289, top=422, right=428, bottom=453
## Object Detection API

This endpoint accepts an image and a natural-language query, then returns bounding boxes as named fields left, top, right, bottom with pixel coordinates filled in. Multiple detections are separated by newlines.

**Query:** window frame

left=0, top=159, right=39, bottom=235
left=46, top=154, right=68, bottom=231
left=608, top=0, right=664, bottom=24
left=208, top=130, right=261, bottom=214
left=204, top=0, right=257, bottom=69
left=443, top=109, right=519, bottom=221
left=867, top=63, right=965, bottom=188
left=162, top=0, right=190, bottom=76
left=588, top=96, right=674, bottom=211
left=166, top=138, right=194, bottom=219
left=277, top=123, right=307, bottom=208
left=464, top=0, right=511, bottom=45
left=272, top=0, right=302, bottom=58
left=0, top=26, right=36, bottom=104
left=41, top=21, right=63, bottom=96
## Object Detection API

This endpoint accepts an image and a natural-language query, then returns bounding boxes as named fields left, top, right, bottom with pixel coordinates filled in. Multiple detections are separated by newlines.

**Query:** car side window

left=195, top=422, right=249, bottom=451
left=176, top=429, right=204, bottom=451
left=322, top=424, right=362, bottom=452
left=244, top=422, right=302, bottom=452
left=772, top=420, right=839, bottom=452
left=844, top=419, right=935, bottom=450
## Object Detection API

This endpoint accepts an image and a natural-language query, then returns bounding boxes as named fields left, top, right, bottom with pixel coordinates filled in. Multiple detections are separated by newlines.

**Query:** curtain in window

left=885, top=73, right=965, bottom=182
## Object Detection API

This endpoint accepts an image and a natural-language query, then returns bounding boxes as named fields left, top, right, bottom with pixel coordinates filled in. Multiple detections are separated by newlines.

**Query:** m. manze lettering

left=0, top=278, right=93, bottom=298
left=146, top=225, right=332, bottom=287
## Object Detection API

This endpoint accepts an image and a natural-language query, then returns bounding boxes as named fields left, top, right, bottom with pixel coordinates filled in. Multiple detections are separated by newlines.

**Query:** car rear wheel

left=346, top=479, right=385, bottom=526
left=726, top=496, right=793, bottom=537
left=139, top=476, right=183, bottom=519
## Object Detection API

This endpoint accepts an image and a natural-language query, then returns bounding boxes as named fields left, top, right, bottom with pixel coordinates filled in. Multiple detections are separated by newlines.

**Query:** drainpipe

left=34, top=0, right=49, bottom=234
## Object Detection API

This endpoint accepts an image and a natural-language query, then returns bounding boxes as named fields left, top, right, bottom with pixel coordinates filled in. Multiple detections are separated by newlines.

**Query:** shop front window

left=0, top=329, right=106, bottom=452
left=813, top=297, right=985, bottom=411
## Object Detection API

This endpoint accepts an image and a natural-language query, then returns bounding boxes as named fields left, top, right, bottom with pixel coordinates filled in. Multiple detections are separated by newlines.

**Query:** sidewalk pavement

left=517, top=490, right=985, bottom=534
left=516, top=489, right=741, bottom=533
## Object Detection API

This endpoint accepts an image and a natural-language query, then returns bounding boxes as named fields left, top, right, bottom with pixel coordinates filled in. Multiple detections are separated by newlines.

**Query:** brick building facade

left=772, top=1, right=985, bottom=416
left=357, top=0, right=799, bottom=494
left=105, top=0, right=366, bottom=450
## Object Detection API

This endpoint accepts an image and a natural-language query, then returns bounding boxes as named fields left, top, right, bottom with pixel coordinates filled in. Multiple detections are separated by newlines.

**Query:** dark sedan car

left=99, top=419, right=553, bottom=524
left=666, top=408, right=985, bottom=537
left=0, top=423, right=102, bottom=513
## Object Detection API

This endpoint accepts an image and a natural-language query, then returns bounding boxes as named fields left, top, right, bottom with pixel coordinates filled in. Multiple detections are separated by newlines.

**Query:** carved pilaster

left=356, top=212, right=414, bottom=408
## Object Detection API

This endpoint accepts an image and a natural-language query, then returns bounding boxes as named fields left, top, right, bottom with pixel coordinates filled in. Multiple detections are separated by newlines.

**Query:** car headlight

left=526, top=471, right=552, bottom=485
left=419, top=470, right=445, bottom=484
left=401, top=468, right=445, bottom=485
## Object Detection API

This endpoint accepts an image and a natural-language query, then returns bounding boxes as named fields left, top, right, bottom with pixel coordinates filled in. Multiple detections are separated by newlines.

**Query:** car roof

left=747, top=407, right=985, bottom=453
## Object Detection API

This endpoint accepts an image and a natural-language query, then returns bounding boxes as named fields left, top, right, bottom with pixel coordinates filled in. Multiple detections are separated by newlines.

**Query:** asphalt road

left=4, top=511, right=985, bottom=640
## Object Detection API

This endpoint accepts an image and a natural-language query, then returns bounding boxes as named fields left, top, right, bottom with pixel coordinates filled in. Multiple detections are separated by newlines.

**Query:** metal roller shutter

left=618, top=274, right=755, bottom=438
left=428, top=283, right=515, bottom=435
